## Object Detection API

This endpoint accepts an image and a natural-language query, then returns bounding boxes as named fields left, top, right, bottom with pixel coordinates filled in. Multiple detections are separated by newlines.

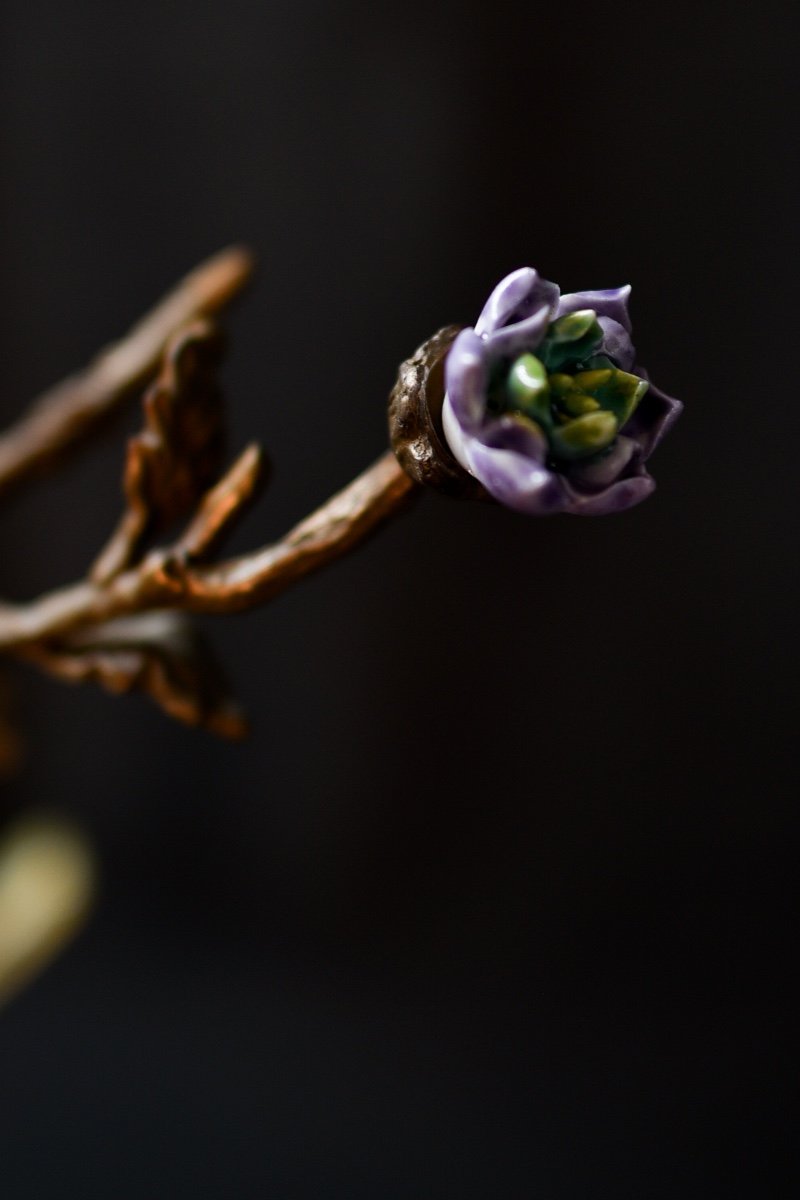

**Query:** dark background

left=0, top=1, right=797, bottom=1196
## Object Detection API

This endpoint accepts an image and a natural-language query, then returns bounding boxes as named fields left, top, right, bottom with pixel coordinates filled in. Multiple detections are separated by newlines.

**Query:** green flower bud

left=546, top=373, right=601, bottom=417
left=506, top=354, right=552, bottom=427
left=560, top=390, right=601, bottom=417
left=548, top=310, right=598, bottom=343
left=549, top=410, right=619, bottom=461
left=540, top=310, right=604, bottom=373
left=547, top=373, right=578, bottom=397
left=571, top=368, right=649, bottom=428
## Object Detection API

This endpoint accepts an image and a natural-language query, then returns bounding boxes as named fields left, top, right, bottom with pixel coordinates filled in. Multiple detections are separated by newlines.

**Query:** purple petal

left=564, top=470, right=656, bottom=515
left=475, top=267, right=559, bottom=338
left=597, top=316, right=635, bottom=371
left=442, top=399, right=567, bottom=514
left=558, top=285, right=632, bottom=333
left=622, top=369, right=684, bottom=458
left=566, top=436, right=638, bottom=492
left=481, top=412, right=550, bottom=460
left=443, top=328, right=490, bottom=429
left=484, top=304, right=553, bottom=360
left=466, top=439, right=568, bottom=515
left=443, top=401, right=550, bottom=471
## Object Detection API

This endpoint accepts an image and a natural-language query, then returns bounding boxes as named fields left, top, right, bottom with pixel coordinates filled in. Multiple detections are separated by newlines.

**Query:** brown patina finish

left=0, top=249, right=447, bottom=744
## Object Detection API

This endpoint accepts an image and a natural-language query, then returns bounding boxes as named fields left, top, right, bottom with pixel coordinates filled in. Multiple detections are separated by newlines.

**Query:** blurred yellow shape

left=0, top=817, right=95, bottom=1008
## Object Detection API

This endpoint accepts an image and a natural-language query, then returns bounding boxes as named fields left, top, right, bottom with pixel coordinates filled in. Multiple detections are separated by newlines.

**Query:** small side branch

left=173, top=450, right=416, bottom=613
left=0, top=452, right=415, bottom=649
left=0, top=246, right=254, bottom=500
left=0, top=248, right=420, bottom=738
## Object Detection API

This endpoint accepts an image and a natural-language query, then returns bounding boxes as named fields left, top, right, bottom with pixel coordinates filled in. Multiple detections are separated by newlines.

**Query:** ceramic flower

left=441, top=268, right=682, bottom=515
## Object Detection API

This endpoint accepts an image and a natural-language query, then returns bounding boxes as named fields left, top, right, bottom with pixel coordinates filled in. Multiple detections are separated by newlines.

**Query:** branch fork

left=0, top=248, right=418, bottom=746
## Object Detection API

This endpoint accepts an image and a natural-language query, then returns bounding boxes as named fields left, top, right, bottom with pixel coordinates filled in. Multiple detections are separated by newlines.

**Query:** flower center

left=487, top=310, right=649, bottom=463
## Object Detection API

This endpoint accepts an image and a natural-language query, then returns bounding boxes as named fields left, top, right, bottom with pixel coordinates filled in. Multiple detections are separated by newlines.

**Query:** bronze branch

left=0, top=249, right=421, bottom=746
